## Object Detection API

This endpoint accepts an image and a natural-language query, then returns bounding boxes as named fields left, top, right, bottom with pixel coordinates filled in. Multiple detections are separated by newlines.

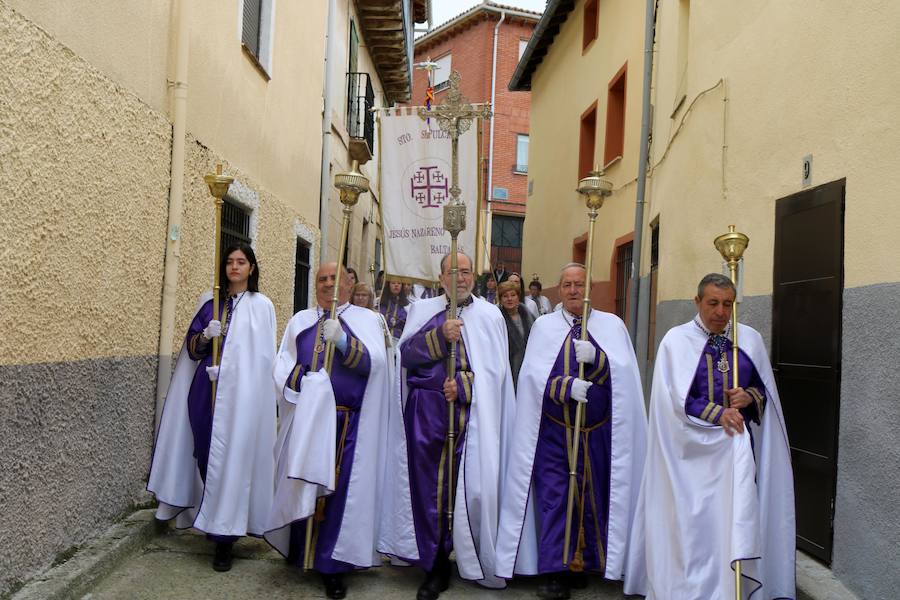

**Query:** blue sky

left=430, top=0, right=546, bottom=29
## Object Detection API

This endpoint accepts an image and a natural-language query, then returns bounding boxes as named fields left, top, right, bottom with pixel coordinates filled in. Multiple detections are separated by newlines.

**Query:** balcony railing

left=347, top=72, right=375, bottom=155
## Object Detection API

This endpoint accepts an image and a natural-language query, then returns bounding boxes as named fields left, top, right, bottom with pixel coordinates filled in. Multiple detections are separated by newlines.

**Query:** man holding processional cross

left=377, top=72, right=515, bottom=600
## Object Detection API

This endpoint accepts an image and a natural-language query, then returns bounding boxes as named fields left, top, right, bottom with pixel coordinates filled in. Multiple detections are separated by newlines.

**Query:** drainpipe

left=319, top=0, right=339, bottom=261
left=155, top=0, right=190, bottom=431
left=626, top=0, right=656, bottom=346
left=485, top=9, right=506, bottom=269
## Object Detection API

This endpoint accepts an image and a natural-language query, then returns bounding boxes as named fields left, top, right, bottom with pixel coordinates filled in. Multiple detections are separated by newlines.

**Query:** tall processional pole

left=417, top=71, right=491, bottom=535
left=562, top=169, right=613, bottom=569
left=714, top=224, right=750, bottom=599
left=304, top=162, right=370, bottom=571
left=203, top=165, right=234, bottom=407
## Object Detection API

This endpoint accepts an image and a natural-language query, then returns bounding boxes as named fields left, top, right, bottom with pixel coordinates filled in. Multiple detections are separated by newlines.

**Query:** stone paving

left=85, top=528, right=634, bottom=600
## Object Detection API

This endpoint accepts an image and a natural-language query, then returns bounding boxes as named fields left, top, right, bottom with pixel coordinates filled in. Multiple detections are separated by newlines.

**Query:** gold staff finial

left=714, top=224, right=749, bottom=267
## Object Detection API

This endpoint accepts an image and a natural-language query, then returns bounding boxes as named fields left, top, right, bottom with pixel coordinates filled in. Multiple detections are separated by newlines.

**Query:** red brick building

left=412, top=2, right=539, bottom=275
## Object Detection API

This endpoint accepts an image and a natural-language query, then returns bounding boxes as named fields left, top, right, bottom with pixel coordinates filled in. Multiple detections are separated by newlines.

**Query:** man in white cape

left=626, top=273, right=795, bottom=599
left=264, top=263, right=390, bottom=599
left=148, top=243, right=276, bottom=572
left=495, top=263, right=647, bottom=599
left=378, top=252, right=516, bottom=599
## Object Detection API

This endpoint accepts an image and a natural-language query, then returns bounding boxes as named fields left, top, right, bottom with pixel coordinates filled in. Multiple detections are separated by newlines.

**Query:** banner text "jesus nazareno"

left=388, top=227, right=446, bottom=239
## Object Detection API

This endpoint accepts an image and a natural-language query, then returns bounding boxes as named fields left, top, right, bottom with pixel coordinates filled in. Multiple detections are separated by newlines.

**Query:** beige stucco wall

left=523, top=0, right=645, bottom=288
left=0, top=1, right=172, bottom=366
left=0, top=3, right=170, bottom=594
left=4, top=0, right=172, bottom=113
left=187, top=0, right=327, bottom=229
left=647, top=0, right=900, bottom=302
left=0, top=1, right=327, bottom=592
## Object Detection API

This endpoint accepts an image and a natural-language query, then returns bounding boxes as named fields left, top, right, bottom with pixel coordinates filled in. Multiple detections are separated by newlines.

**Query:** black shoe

left=416, top=569, right=450, bottom=600
left=212, top=542, right=233, bottom=572
left=322, top=574, right=347, bottom=600
left=537, top=574, right=570, bottom=600
left=566, top=570, right=588, bottom=589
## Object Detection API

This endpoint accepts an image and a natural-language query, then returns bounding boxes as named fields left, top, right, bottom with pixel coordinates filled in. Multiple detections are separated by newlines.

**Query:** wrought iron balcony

left=347, top=72, right=375, bottom=164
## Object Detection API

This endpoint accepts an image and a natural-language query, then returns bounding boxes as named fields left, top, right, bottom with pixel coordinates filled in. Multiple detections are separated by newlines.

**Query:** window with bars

left=294, top=239, right=311, bottom=313
left=220, top=199, right=251, bottom=253
left=614, top=241, right=633, bottom=320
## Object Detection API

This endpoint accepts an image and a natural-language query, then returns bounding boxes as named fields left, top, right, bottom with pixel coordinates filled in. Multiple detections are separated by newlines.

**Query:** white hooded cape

left=148, top=291, right=277, bottom=537
left=264, top=304, right=391, bottom=568
left=494, top=309, right=647, bottom=585
left=377, top=295, right=516, bottom=589
left=626, top=320, right=795, bottom=599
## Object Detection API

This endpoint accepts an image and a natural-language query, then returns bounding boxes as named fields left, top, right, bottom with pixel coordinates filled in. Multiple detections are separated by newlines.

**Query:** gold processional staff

left=562, top=169, right=613, bottom=570
left=714, top=224, right=750, bottom=600
left=203, top=165, right=234, bottom=407
left=303, top=161, right=371, bottom=570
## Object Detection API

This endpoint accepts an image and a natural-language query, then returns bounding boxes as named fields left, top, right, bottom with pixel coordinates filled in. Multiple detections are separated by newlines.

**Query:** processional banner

left=379, top=111, right=479, bottom=284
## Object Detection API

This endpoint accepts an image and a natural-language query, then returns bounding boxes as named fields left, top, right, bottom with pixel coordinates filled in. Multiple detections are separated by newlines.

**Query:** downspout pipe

left=485, top=9, right=506, bottom=269
left=319, top=0, right=339, bottom=261
left=155, top=0, right=190, bottom=431
left=626, top=0, right=656, bottom=345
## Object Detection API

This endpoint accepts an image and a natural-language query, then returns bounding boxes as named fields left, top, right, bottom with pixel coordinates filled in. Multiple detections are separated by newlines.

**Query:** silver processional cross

left=416, top=70, right=491, bottom=534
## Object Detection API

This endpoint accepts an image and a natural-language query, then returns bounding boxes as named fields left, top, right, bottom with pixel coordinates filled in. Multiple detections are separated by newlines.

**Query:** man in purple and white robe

left=495, top=263, right=647, bottom=600
left=265, top=263, right=390, bottom=600
left=626, top=273, right=795, bottom=599
left=379, top=252, right=516, bottom=599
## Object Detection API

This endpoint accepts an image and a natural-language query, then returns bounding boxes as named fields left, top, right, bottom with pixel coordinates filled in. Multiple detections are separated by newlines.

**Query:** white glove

left=573, top=339, right=596, bottom=364
left=570, top=378, right=591, bottom=404
left=322, top=319, right=346, bottom=344
left=202, top=320, right=222, bottom=339
left=206, top=366, right=220, bottom=382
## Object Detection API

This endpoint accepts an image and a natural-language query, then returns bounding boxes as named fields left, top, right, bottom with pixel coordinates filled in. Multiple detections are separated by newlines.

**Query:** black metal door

left=772, top=178, right=844, bottom=563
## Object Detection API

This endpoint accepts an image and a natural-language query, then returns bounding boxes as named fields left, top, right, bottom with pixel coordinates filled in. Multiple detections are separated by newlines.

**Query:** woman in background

left=497, top=280, right=534, bottom=390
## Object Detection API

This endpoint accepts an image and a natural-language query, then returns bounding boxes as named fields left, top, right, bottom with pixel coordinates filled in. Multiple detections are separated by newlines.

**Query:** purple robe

left=400, top=311, right=475, bottom=570
left=183, top=295, right=245, bottom=543
left=184, top=296, right=235, bottom=485
left=283, top=311, right=371, bottom=574
left=379, top=298, right=409, bottom=339
left=685, top=335, right=767, bottom=447
left=532, top=321, right=612, bottom=574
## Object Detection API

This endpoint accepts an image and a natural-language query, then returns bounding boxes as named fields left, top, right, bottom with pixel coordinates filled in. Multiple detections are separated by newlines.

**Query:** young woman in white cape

left=148, top=242, right=276, bottom=572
